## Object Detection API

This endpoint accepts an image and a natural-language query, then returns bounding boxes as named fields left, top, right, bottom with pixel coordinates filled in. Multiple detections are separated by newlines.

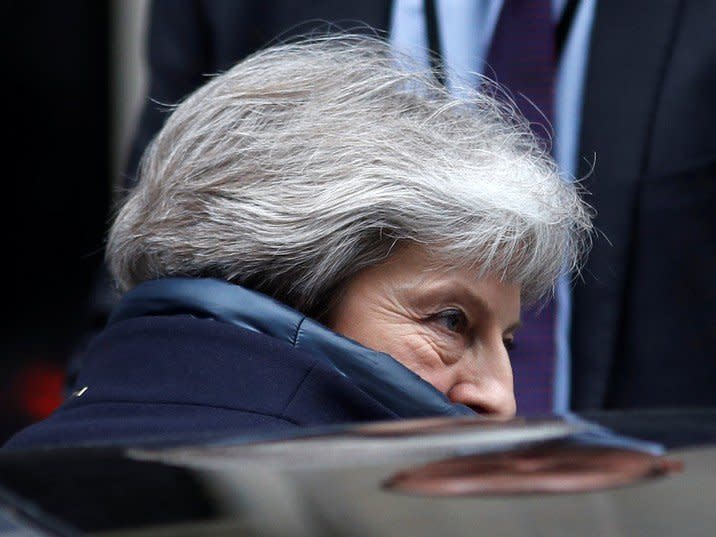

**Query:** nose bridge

left=485, top=337, right=514, bottom=382
left=448, top=337, right=516, bottom=417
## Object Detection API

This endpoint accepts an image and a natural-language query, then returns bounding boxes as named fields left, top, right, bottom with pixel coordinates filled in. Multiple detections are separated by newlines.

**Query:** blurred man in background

left=120, top=0, right=715, bottom=414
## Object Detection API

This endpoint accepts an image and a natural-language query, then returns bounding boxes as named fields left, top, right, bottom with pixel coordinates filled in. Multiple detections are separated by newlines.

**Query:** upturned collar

left=109, top=278, right=475, bottom=419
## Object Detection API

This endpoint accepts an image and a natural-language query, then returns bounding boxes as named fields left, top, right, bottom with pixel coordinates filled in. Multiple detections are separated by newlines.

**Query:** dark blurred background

left=1, top=1, right=147, bottom=442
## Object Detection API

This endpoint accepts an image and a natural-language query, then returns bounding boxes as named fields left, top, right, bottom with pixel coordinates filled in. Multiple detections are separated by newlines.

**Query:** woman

left=6, top=36, right=591, bottom=449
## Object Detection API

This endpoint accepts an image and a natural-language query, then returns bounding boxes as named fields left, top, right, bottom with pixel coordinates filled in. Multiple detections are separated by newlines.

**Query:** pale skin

left=330, top=245, right=520, bottom=418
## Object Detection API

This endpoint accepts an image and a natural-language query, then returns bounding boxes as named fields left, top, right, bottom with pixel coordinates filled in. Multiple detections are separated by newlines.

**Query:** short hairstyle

left=108, top=35, right=592, bottom=320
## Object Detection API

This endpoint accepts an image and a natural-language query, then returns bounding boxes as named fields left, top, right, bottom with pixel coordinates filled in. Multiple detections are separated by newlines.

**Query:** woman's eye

left=432, top=309, right=468, bottom=333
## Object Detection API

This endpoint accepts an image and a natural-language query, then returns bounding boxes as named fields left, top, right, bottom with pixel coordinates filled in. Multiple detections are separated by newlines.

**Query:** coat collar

left=109, top=278, right=475, bottom=419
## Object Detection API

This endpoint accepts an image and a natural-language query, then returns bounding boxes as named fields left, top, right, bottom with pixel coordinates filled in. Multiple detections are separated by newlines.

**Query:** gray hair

left=108, top=35, right=592, bottom=320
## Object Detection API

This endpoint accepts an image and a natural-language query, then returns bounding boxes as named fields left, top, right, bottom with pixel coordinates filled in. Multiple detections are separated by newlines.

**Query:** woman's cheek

left=389, top=329, right=462, bottom=393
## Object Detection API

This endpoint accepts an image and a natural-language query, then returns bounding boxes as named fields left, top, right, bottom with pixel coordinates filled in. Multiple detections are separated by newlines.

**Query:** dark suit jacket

left=126, top=0, right=716, bottom=411
left=569, top=1, right=716, bottom=409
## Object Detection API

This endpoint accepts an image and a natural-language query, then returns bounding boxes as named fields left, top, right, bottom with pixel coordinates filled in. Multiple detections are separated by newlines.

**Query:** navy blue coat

left=5, top=279, right=473, bottom=450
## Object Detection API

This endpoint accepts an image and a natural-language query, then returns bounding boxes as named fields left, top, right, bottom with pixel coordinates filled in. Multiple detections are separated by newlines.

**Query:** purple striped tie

left=485, top=0, right=557, bottom=415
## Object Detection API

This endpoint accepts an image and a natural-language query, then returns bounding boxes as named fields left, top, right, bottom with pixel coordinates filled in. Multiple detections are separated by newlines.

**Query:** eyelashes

left=428, top=308, right=516, bottom=352
left=429, top=308, right=468, bottom=334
